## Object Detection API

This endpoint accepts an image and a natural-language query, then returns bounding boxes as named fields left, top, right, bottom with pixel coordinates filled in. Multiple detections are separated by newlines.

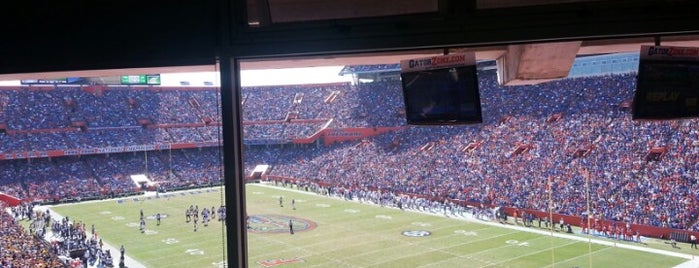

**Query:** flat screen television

left=632, top=45, right=699, bottom=120
left=400, top=53, right=482, bottom=125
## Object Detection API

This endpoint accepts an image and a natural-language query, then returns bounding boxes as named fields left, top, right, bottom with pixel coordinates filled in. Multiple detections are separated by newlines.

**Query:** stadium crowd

left=243, top=71, right=699, bottom=232
left=1, top=66, right=699, bottom=237
left=1, top=84, right=369, bottom=152
left=0, top=203, right=68, bottom=267
left=0, top=148, right=223, bottom=201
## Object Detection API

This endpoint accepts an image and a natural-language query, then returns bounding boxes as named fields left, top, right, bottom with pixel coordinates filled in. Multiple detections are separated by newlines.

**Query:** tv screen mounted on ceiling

left=633, top=45, right=699, bottom=120
left=400, top=53, right=482, bottom=125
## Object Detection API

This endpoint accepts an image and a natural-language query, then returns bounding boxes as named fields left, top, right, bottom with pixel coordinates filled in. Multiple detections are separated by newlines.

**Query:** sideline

left=254, top=183, right=699, bottom=268
left=36, top=190, right=179, bottom=268
left=35, top=204, right=147, bottom=268
left=9, top=187, right=225, bottom=268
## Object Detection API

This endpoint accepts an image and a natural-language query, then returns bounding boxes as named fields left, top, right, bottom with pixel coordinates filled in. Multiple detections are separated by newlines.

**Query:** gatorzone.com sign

left=400, top=53, right=475, bottom=72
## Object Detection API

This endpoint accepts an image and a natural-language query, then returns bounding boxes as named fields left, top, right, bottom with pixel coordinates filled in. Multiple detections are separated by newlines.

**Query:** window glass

left=240, top=42, right=699, bottom=267
left=0, top=66, right=226, bottom=268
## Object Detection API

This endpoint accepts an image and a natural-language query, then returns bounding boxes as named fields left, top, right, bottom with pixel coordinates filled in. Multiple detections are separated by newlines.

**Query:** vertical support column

left=220, top=0, right=248, bottom=266
left=221, top=56, right=248, bottom=268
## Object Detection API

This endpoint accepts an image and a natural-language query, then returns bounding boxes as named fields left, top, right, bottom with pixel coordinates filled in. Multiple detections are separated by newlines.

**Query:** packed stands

left=243, top=71, right=699, bottom=232
left=0, top=203, right=68, bottom=267
left=1, top=62, right=699, bottom=236
left=0, top=148, right=223, bottom=202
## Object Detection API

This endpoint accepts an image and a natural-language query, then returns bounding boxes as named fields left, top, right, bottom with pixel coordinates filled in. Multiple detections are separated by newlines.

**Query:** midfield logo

left=247, top=214, right=317, bottom=234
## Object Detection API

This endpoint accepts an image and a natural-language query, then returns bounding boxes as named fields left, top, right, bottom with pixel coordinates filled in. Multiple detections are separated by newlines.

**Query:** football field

left=50, top=184, right=694, bottom=267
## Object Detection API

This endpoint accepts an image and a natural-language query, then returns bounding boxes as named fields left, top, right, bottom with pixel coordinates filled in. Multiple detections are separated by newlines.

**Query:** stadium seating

left=0, top=203, right=67, bottom=267
left=1, top=69, right=699, bottom=233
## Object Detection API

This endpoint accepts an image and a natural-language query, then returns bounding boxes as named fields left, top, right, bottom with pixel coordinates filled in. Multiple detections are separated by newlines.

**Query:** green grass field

left=50, top=184, right=693, bottom=268
left=51, top=188, right=227, bottom=268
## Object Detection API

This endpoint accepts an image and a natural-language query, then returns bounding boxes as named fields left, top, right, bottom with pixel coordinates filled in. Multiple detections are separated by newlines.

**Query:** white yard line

left=544, top=247, right=612, bottom=268
left=488, top=239, right=580, bottom=267
left=255, top=183, right=699, bottom=268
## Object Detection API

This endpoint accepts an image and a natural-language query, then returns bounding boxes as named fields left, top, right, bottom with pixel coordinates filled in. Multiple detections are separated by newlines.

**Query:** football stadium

left=2, top=45, right=699, bottom=268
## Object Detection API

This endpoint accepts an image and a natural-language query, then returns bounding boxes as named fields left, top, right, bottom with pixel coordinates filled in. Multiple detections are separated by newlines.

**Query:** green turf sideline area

left=50, top=185, right=695, bottom=267
left=29, top=205, right=148, bottom=268
left=50, top=188, right=227, bottom=268
left=247, top=184, right=692, bottom=268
